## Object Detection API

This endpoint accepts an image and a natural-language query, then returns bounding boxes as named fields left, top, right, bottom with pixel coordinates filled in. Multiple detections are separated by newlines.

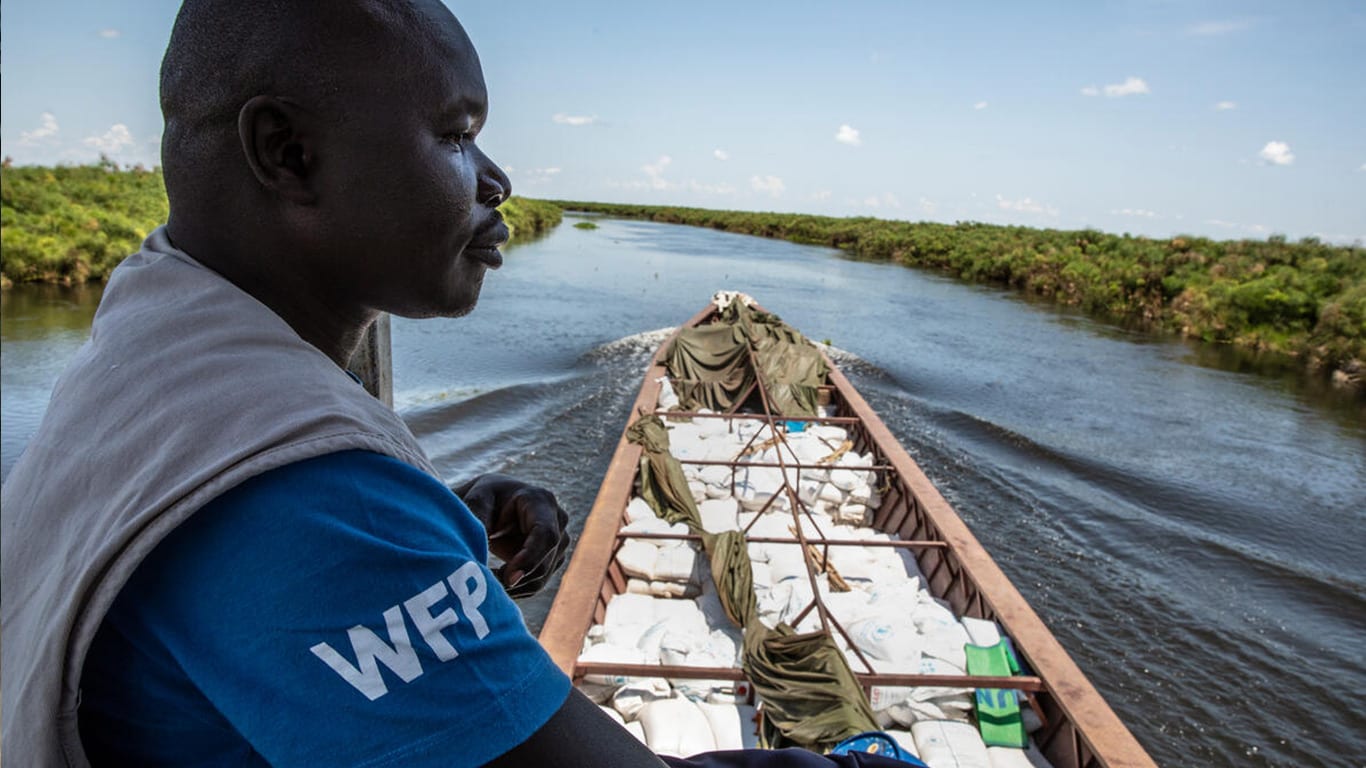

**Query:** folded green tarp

left=664, top=302, right=828, bottom=418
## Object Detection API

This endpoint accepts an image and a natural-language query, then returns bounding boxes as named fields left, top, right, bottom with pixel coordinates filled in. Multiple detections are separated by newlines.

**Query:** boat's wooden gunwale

left=538, top=302, right=1154, bottom=768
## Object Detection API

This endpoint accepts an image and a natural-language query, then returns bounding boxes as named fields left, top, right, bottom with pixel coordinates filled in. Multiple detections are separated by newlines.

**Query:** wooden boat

left=539, top=296, right=1154, bottom=767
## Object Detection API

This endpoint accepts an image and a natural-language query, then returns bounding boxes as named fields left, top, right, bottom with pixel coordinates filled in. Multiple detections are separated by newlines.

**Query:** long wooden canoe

left=539, top=297, right=1154, bottom=767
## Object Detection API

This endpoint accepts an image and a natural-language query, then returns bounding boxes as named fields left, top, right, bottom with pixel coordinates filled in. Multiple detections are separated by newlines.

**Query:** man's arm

left=483, top=688, right=667, bottom=767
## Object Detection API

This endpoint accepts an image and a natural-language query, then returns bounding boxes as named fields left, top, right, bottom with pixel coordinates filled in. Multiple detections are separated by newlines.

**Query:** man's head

left=160, top=0, right=511, bottom=326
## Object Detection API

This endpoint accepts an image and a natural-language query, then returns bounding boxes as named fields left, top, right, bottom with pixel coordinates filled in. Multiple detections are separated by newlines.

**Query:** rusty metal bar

left=655, top=409, right=860, bottom=424
left=678, top=457, right=894, bottom=472
left=616, top=531, right=948, bottom=549
left=573, top=662, right=1047, bottom=692
left=744, top=342, right=832, bottom=637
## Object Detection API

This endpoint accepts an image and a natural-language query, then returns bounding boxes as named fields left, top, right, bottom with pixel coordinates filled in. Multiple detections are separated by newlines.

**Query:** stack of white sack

left=577, top=576, right=746, bottom=700
left=636, top=698, right=762, bottom=755
left=908, top=720, right=1055, bottom=768
left=583, top=413, right=1053, bottom=763
left=615, top=513, right=704, bottom=598
left=655, top=416, right=881, bottom=522
left=857, top=594, right=977, bottom=727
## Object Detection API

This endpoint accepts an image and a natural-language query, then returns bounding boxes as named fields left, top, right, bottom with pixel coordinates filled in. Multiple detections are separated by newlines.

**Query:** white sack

left=626, top=497, right=657, bottom=523
left=611, top=678, right=672, bottom=721
left=962, top=617, right=1003, bottom=647
left=911, top=720, right=992, bottom=768
left=654, top=544, right=700, bottom=582
left=638, top=697, right=717, bottom=757
left=625, top=720, right=648, bottom=744
left=616, top=539, right=660, bottom=581
left=847, top=615, right=921, bottom=663
left=698, top=498, right=740, bottom=533
left=604, top=593, right=656, bottom=629
left=697, top=703, right=760, bottom=751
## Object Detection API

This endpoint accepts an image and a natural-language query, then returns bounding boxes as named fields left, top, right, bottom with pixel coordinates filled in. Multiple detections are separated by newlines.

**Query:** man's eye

left=443, top=132, right=472, bottom=148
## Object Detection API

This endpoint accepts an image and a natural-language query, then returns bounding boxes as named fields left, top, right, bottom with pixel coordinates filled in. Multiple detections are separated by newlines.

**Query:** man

left=3, top=3, right=924, bottom=765
left=0, top=1, right=668, bottom=765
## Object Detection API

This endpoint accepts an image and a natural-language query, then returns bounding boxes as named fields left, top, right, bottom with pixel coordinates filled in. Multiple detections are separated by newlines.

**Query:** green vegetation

left=0, top=160, right=562, bottom=288
left=500, top=196, right=561, bottom=241
left=547, top=200, right=1366, bottom=376
left=573, top=220, right=599, bottom=230
left=2, top=159, right=167, bottom=287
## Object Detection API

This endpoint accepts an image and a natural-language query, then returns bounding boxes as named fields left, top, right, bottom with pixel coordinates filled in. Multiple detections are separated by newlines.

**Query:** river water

left=2, top=215, right=1363, bottom=766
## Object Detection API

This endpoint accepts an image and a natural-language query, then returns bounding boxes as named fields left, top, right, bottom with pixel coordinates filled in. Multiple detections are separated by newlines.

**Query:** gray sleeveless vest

left=1, top=228, right=438, bottom=766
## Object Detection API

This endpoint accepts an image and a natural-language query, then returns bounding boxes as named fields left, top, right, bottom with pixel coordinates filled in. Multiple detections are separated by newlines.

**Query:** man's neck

left=165, top=216, right=376, bottom=369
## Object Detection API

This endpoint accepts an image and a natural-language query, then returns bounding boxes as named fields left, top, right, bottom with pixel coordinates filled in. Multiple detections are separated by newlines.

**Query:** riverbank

left=548, top=200, right=1365, bottom=385
left=0, top=161, right=561, bottom=288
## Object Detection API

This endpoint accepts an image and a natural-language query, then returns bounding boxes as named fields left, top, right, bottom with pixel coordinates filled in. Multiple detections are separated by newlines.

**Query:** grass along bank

left=0, top=160, right=561, bottom=288
left=549, top=201, right=1365, bottom=384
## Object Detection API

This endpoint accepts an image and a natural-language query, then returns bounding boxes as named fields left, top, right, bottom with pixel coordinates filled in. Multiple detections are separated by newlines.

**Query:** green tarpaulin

left=664, top=302, right=828, bottom=418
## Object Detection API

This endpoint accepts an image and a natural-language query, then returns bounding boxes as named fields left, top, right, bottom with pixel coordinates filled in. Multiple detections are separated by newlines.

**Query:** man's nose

left=477, top=149, right=511, bottom=206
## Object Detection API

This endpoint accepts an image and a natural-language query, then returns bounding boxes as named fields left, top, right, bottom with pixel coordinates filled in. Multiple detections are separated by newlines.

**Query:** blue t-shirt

left=78, top=450, right=571, bottom=767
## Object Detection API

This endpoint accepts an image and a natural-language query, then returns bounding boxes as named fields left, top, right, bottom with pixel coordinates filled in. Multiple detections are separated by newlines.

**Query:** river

left=2, top=215, right=1363, bottom=767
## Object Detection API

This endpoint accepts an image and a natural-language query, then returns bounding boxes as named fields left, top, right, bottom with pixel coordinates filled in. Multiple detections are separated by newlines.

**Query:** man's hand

left=453, top=474, right=571, bottom=598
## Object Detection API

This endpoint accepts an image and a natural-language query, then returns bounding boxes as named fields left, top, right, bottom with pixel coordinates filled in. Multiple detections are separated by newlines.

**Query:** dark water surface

left=3, top=216, right=1364, bottom=766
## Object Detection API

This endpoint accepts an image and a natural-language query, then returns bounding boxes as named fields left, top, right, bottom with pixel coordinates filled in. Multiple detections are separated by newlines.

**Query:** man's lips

left=466, top=216, right=510, bottom=268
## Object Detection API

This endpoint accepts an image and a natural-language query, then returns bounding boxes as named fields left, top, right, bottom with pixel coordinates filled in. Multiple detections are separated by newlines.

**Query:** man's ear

left=237, top=95, right=318, bottom=205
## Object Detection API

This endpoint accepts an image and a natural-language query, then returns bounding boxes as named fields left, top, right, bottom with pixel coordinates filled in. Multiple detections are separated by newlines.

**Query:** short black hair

left=159, top=0, right=437, bottom=202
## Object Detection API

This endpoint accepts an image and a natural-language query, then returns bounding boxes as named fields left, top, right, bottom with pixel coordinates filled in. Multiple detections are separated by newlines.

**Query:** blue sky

left=3, top=0, right=1363, bottom=242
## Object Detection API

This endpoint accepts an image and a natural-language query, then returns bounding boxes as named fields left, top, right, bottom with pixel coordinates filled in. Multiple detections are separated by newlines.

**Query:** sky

left=3, top=0, right=1364, bottom=243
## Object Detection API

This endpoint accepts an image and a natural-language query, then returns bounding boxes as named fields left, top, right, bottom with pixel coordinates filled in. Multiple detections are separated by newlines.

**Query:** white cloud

left=642, top=155, right=672, bottom=189
left=750, top=175, right=785, bottom=197
left=810, top=190, right=832, bottom=201
left=862, top=193, right=902, bottom=210
left=1206, top=218, right=1269, bottom=236
left=996, top=194, right=1059, bottom=217
left=1111, top=208, right=1158, bottom=218
left=552, top=113, right=596, bottom=126
left=98, top=28, right=121, bottom=39
left=19, top=112, right=61, bottom=145
left=1081, top=77, right=1150, bottom=98
left=835, top=124, right=861, bottom=146
left=1259, top=141, right=1294, bottom=166
left=920, top=197, right=938, bottom=215
left=973, top=101, right=989, bottom=110
left=1187, top=19, right=1253, bottom=36
left=83, top=124, right=135, bottom=153
left=1358, top=163, right=1365, bottom=172
left=1215, top=101, right=1237, bottom=111
left=516, top=167, right=562, bottom=186
left=713, top=149, right=729, bottom=161
left=686, top=180, right=737, bottom=196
